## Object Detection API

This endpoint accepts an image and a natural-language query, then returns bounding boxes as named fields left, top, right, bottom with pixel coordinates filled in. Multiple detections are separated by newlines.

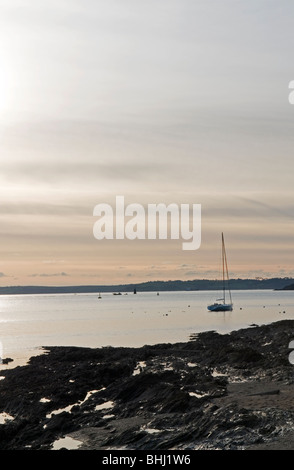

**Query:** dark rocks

left=1, top=358, right=13, bottom=365
left=0, top=319, right=294, bottom=449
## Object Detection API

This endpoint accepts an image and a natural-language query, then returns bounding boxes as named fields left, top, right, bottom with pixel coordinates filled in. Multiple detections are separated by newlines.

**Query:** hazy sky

left=1, top=0, right=294, bottom=285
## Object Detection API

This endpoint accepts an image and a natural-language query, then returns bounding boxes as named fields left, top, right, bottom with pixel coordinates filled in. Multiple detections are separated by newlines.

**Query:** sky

left=0, top=0, right=294, bottom=286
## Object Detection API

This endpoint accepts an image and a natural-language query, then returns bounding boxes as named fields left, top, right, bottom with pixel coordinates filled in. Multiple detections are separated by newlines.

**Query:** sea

left=0, top=289, right=294, bottom=368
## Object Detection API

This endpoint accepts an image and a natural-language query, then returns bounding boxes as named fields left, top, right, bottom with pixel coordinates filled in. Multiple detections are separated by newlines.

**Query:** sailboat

left=207, top=233, right=233, bottom=312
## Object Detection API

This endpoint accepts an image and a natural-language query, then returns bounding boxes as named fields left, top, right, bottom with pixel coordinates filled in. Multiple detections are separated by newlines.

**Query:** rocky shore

left=1, top=319, right=294, bottom=450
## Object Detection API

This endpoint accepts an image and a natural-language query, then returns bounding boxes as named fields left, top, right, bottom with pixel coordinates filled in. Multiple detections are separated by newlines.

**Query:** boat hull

left=207, top=303, right=233, bottom=312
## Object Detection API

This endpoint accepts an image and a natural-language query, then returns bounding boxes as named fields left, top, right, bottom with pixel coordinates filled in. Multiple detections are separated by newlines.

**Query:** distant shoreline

left=0, top=277, right=293, bottom=295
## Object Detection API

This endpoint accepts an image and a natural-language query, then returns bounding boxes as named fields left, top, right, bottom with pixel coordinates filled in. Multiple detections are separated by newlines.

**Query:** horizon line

left=0, top=276, right=293, bottom=290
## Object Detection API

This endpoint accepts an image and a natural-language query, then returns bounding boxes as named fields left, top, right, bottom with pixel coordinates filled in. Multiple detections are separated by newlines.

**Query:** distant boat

left=113, top=292, right=122, bottom=296
left=207, top=233, right=233, bottom=312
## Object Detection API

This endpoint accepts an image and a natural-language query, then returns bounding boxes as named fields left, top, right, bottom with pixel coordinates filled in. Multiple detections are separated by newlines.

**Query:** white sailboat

left=207, top=233, right=233, bottom=312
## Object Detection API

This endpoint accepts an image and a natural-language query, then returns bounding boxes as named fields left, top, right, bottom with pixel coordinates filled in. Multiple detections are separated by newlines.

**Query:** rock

left=1, top=358, right=13, bottom=365
left=0, top=319, right=294, bottom=449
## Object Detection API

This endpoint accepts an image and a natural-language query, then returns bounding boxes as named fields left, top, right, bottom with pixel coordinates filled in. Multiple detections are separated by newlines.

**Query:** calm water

left=0, top=290, right=294, bottom=367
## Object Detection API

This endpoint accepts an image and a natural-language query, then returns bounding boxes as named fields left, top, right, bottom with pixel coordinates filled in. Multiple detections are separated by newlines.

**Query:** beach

left=0, top=319, right=294, bottom=450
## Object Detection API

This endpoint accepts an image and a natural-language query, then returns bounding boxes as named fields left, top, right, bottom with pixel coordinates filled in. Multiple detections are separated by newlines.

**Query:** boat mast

left=222, top=233, right=225, bottom=304
left=222, top=232, right=232, bottom=305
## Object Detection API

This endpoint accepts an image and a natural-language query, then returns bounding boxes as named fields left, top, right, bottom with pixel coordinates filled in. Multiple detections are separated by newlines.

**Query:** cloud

left=0, top=201, right=89, bottom=216
left=184, top=271, right=199, bottom=276
left=29, top=272, right=69, bottom=277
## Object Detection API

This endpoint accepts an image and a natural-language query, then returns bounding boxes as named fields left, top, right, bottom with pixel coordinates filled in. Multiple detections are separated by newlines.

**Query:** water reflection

left=0, top=290, right=292, bottom=367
